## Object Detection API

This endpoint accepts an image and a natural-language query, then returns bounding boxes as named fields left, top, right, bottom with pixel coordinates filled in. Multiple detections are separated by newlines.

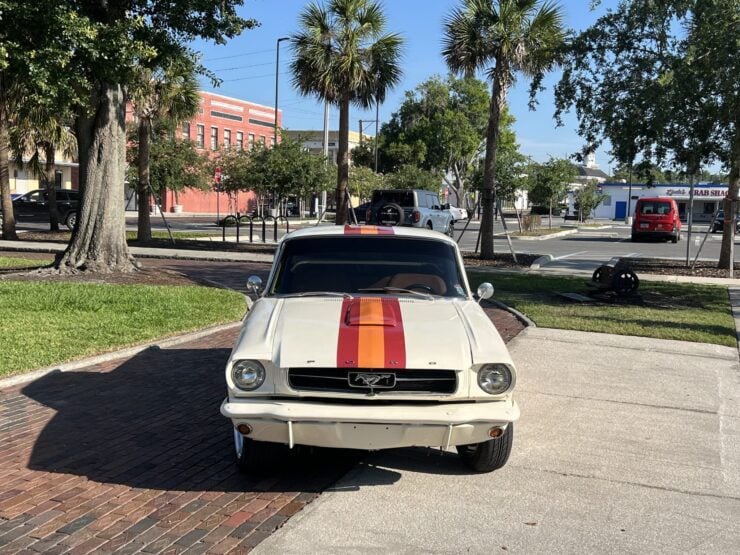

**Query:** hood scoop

left=344, top=297, right=400, bottom=327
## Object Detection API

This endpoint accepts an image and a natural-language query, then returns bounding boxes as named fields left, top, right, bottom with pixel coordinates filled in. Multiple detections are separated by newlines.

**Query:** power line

left=220, top=70, right=291, bottom=83
left=210, top=61, right=274, bottom=73
left=203, top=47, right=276, bottom=61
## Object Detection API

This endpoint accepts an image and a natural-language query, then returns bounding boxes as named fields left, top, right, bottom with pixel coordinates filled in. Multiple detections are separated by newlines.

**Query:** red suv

left=631, top=197, right=681, bottom=243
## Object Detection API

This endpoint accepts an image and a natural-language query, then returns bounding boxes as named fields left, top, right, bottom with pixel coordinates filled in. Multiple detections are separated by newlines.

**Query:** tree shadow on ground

left=21, top=346, right=401, bottom=493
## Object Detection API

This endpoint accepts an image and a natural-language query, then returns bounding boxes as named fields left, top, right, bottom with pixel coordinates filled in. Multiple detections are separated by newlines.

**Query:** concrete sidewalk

left=255, top=328, right=740, bottom=554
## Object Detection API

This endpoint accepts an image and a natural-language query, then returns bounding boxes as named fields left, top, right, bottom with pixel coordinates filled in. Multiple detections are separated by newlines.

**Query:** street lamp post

left=274, top=37, right=290, bottom=144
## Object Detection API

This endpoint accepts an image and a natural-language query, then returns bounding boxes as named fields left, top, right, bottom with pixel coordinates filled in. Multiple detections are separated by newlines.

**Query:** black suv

left=364, top=189, right=454, bottom=235
left=1, top=189, right=79, bottom=229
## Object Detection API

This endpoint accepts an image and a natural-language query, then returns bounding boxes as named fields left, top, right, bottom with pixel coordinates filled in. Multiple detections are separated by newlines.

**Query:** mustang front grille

left=287, top=368, right=457, bottom=395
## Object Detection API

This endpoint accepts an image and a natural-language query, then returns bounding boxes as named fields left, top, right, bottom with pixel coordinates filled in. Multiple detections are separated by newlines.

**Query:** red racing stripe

left=337, top=297, right=360, bottom=368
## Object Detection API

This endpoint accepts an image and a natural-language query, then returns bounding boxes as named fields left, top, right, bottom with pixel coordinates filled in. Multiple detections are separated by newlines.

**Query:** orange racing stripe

left=337, top=297, right=406, bottom=368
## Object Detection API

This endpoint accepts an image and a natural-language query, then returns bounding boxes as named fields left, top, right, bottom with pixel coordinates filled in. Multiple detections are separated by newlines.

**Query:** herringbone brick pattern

left=0, top=329, right=356, bottom=554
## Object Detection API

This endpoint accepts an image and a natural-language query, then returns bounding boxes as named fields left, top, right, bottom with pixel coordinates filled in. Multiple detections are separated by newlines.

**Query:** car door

left=428, top=193, right=444, bottom=231
left=14, top=190, right=45, bottom=221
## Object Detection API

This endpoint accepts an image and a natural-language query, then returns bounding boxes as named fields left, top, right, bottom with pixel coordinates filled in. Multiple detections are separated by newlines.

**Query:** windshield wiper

left=357, top=287, right=435, bottom=300
left=280, top=291, right=354, bottom=299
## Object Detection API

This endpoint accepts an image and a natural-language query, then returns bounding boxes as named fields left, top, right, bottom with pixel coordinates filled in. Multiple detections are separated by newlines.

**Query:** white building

left=591, top=182, right=728, bottom=222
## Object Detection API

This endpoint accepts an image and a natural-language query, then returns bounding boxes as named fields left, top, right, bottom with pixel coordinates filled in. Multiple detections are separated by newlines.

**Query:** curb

left=0, top=320, right=243, bottom=391
left=512, top=229, right=578, bottom=241
left=484, top=298, right=536, bottom=329
left=529, top=254, right=554, bottom=270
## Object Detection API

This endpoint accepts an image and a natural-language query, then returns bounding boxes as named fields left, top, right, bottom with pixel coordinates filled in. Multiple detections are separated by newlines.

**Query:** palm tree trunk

left=0, top=114, right=18, bottom=240
left=57, top=82, right=135, bottom=273
left=718, top=120, right=740, bottom=270
left=137, top=118, right=152, bottom=242
left=44, top=145, right=60, bottom=231
left=480, top=71, right=508, bottom=259
left=335, top=96, right=350, bottom=225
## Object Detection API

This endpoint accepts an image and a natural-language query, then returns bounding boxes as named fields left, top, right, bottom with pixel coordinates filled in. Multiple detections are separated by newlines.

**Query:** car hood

left=231, top=296, right=512, bottom=370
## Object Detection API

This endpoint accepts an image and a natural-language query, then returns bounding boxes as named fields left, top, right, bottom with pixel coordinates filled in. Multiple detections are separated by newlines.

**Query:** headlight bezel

left=477, top=363, right=514, bottom=395
left=231, top=359, right=266, bottom=391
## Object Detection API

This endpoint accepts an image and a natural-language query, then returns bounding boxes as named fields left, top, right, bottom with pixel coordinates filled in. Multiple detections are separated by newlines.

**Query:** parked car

left=352, top=201, right=371, bottom=223
left=444, top=203, right=468, bottom=222
left=221, top=225, right=519, bottom=473
left=711, top=211, right=740, bottom=233
left=365, top=189, right=455, bottom=236
left=0, top=189, right=79, bottom=230
left=631, top=197, right=681, bottom=243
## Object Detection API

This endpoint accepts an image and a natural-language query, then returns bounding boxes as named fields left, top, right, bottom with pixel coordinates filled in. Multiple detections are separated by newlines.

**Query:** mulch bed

left=619, top=257, right=739, bottom=279
left=462, top=252, right=540, bottom=269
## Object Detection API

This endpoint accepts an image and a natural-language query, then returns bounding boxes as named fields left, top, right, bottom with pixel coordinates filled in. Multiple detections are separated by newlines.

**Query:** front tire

left=456, top=423, right=513, bottom=473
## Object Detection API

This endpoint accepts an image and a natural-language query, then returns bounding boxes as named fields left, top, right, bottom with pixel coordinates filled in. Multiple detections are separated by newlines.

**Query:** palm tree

left=130, top=57, right=199, bottom=241
left=0, top=75, right=21, bottom=240
left=11, top=110, right=77, bottom=231
left=443, top=0, right=566, bottom=258
left=291, top=0, right=403, bottom=225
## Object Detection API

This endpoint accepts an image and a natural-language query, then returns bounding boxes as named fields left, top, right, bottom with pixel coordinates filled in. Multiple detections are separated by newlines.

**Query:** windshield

left=270, top=236, right=467, bottom=298
left=638, top=201, right=672, bottom=215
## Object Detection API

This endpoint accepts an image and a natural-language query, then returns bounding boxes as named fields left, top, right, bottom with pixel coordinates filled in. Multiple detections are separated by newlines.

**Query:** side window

left=27, top=191, right=43, bottom=203
left=429, top=194, right=439, bottom=210
left=56, top=191, right=69, bottom=202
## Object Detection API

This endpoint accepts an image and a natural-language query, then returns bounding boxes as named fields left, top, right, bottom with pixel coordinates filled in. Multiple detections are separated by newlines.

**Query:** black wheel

left=233, top=428, right=287, bottom=473
left=426, top=221, right=433, bottom=230
left=65, top=211, right=77, bottom=230
left=378, top=203, right=405, bottom=226
left=630, top=234, right=638, bottom=242
left=671, top=234, right=678, bottom=244
left=457, top=423, right=514, bottom=473
left=222, top=215, right=237, bottom=227
left=611, top=269, right=639, bottom=296
left=446, top=222, right=454, bottom=238
left=592, top=267, right=604, bottom=283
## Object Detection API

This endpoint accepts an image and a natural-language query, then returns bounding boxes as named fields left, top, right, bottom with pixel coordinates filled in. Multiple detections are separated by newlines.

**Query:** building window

left=703, top=202, right=717, bottom=214
left=248, top=133, right=255, bottom=150
left=210, top=127, right=218, bottom=151
left=259, top=136, right=266, bottom=147
left=224, top=129, right=231, bottom=150
left=182, top=122, right=190, bottom=140
left=236, top=131, right=244, bottom=151
left=270, top=137, right=276, bottom=149
left=196, top=124, right=205, bottom=148
left=602, top=195, right=612, bottom=207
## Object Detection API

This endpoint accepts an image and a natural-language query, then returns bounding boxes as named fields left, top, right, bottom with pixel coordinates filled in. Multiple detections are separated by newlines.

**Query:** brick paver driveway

left=0, top=255, right=524, bottom=554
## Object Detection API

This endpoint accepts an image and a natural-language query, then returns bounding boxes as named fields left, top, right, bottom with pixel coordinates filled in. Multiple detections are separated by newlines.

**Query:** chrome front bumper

left=221, top=398, right=519, bottom=450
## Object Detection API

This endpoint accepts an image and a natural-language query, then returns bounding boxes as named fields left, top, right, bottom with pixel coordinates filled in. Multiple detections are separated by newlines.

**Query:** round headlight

left=231, top=360, right=266, bottom=391
left=478, top=364, right=512, bottom=395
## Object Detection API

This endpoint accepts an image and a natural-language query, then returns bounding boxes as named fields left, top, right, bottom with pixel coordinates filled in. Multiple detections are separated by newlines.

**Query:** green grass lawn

left=0, top=283, right=246, bottom=377
left=469, top=272, right=735, bottom=347
left=0, top=256, right=54, bottom=269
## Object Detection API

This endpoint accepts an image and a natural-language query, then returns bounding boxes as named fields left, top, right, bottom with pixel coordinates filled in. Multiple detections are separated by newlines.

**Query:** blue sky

left=193, top=0, right=619, bottom=170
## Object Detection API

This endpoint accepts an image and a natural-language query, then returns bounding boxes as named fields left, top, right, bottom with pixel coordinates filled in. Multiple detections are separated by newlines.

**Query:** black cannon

left=589, top=259, right=639, bottom=296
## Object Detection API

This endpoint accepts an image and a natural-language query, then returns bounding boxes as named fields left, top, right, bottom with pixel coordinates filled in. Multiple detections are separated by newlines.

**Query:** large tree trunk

left=57, top=82, right=135, bottom=273
left=480, top=71, right=508, bottom=259
left=0, top=115, right=18, bottom=240
left=718, top=124, right=740, bottom=270
left=44, top=145, right=60, bottom=231
left=335, top=96, right=350, bottom=226
left=137, top=118, right=152, bottom=242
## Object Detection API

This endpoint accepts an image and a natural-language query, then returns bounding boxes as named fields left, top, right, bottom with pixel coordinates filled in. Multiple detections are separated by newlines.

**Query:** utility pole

left=359, top=120, right=363, bottom=146
left=274, top=37, right=290, bottom=144
left=321, top=101, right=330, bottom=215
left=374, top=101, right=380, bottom=172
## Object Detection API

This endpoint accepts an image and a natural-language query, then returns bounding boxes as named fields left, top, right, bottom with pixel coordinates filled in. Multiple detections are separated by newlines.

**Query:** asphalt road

left=254, top=327, right=740, bottom=554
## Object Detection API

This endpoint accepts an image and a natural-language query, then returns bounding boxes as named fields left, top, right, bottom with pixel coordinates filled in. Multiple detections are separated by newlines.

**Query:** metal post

left=686, top=174, right=695, bottom=266
left=321, top=100, right=330, bottom=217
left=236, top=212, right=240, bottom=244
left=249, top=219, right=253, bottom=243
left=274, top=218, right=278, bottom=242
left=274, top=37, right=290, bottom=144
left=262, top=218, right=266, bottom=243
left=625, top=165, right=633, bottom=225
left=374, top=101, right=380, bottom=172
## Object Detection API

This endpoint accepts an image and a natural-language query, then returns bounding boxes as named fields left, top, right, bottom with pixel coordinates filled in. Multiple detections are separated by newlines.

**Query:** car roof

left=638, top=197, right=675, bottom=202
left=282, top=224, right=457, bottom=245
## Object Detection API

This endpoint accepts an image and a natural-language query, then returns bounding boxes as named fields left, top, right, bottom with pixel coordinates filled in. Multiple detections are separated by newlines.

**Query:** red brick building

left=128, top=91, right=282, bottom=214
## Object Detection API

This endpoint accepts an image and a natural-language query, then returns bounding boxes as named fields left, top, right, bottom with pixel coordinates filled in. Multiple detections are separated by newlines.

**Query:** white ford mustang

left=221, top=225, right=519, bottom=473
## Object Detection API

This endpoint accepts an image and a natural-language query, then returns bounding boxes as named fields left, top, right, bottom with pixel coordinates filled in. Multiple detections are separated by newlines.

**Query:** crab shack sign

left=664, top=185, right=728, bottom=199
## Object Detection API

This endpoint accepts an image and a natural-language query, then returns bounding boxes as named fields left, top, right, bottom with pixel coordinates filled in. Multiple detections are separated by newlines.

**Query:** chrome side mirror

left=246, top=275, right=263, bottom=294
left=477, top=282, right=494, bottom=303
